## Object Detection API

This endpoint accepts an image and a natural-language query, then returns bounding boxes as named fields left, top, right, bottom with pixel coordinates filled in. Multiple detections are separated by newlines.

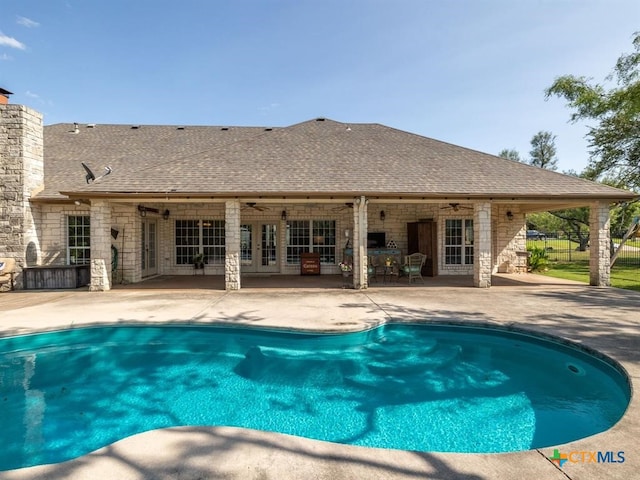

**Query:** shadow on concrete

left=7, top=426, right=487, bottom=480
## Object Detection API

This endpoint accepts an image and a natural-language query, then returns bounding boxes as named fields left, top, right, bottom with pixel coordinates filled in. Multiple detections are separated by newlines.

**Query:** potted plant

left=338, top=261, right=352, bottom=277
left=192, top=252, right=206, bottom=269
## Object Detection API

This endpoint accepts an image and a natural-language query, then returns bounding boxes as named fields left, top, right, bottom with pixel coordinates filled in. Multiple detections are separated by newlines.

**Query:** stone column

left=89, top=200, right=112, bottom=291
left=225, top=200, right=241, bottom=290
left=473, top=202, right=492, bottom=288
left=589, top=201, right=611, bottom=287
left=352, top=196, right=368, bottom=289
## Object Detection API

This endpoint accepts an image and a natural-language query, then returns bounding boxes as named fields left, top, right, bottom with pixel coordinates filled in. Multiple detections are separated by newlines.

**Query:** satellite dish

left=81, top=162, right=112, bottom=184
left=81, top=162, right=96, bottom=183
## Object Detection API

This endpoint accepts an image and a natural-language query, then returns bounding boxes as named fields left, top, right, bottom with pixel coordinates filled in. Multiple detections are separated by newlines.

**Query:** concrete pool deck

left=0, top=273, right=638, bottom=480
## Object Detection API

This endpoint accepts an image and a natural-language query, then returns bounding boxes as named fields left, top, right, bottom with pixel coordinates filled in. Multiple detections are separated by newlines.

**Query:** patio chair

left=367, top=255, right=379, bottom=282
left=0, top=257, right=16, bottom=292
left=402, top=253, right=426, bottom=284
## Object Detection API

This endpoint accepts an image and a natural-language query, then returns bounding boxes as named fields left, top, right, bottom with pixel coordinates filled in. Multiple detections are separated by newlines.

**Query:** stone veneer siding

left=493, top=205, right=527, bottom=274
left=89, top=200, right=112, bottom=291
left=225, top=200, right=241, bottom=290
left=589, top=201, right=611, bottom=287
left=0, top=104, right=43, bottom=289
left=352, top=197, right=368, bottom=289
left=473, top=202, right=492, bottom=288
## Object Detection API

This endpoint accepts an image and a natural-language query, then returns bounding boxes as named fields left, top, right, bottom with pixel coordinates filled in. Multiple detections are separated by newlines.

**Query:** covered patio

left=110, top=272, right=574, bottom=291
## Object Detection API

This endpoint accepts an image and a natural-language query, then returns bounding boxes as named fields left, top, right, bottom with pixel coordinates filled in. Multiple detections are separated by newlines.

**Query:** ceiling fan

left=242, top=202, right=269, bottom=211
left=331, top=202, right=354, bottom=212
left=440, top=203, right=472, bottom=212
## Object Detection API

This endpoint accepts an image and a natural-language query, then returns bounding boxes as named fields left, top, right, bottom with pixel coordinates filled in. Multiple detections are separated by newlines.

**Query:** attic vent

left=131, top=125, right=140, bottom=129
left=316, top=118, right=326, bottom=122
left=220, top=127, right=229, bottom=131
left=264, top=128, right=273, bottom=131
left=86, top=124, right=96, bottom=129
left=176, top=126, right=185, bottom=130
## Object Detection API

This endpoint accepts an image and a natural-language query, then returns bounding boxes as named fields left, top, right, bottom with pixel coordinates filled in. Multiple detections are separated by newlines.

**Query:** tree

left=529, top=131, right=559, bottom=170
left=549, top=207, right=591, bottom=251
left=545, top=31, right=640, bottom=191
left=498, top=148, right=522, bottom=162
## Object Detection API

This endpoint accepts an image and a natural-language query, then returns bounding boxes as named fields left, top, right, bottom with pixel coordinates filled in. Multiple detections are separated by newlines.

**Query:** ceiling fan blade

left=243, top=202, right=269, bottom=211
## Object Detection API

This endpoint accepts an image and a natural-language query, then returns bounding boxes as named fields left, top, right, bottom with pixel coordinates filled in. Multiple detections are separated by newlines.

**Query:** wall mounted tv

left=367, top=232, right=386, bottom=248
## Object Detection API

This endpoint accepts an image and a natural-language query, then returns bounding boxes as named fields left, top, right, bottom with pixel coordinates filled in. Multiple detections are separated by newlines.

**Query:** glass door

left=260, top=223, right=278, bottom=272
left=141, top=220, right=157, bottom=277
left=240, top=223, right=278, bottom=273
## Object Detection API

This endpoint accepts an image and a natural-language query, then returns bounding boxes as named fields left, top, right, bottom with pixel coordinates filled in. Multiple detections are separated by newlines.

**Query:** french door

left=141, top=220, right=158, bottom=277
left=240, top=223, right=279, bottom=273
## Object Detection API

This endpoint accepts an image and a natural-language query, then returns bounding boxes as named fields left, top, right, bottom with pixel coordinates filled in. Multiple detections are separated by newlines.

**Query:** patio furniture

left=402, top=253, right=426, bottom=284
left=0, top=257, right=16, bottom=291
left=367, top=255, right=379, bottom=282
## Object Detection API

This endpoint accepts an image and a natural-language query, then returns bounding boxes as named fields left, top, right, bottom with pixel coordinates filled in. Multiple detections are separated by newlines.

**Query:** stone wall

left=0, top=104, right=43, bottom=289
left=493, top=205, right=527, bottom=274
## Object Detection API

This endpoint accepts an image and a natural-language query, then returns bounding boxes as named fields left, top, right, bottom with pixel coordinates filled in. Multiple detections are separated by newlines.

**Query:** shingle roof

left=40, top=118, right=635, bottom=201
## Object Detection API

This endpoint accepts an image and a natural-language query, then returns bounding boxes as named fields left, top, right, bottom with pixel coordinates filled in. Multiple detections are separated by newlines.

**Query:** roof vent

left=316, top=118, right=326, bottom=122
left=131, top=125, right=140, bottom=129
left=86, top=124, right=96, bottom=129
left=176, top=126, right=185, bottom=130
left=220, top=127, right=229, bottom=131
left=264, top=128, right=273, bottom=131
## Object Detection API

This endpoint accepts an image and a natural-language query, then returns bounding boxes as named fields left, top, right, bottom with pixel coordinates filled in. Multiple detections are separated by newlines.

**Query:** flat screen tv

left=367, top=232, right=386, bottom=249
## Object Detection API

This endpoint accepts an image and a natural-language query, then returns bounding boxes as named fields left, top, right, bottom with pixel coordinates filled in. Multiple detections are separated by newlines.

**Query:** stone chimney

left=0, top=97, right=44, bottom=288
left=0, top=88, right=12, bottom=105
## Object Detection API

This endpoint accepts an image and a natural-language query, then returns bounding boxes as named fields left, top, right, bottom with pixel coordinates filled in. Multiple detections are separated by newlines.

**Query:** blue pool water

left=0, top=323, right=630, bottom=471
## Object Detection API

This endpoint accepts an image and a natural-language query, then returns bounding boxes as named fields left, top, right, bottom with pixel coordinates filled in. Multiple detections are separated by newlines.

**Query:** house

left=1, top=96, right=636, bottom=291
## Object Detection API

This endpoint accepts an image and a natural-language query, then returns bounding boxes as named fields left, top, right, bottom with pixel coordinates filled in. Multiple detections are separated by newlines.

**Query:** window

left=176, top=220, right=225, bottom=265
left=445, top=219, right=474, bottom=265
left=313, top=220, right=336, bottom=264
left=68, top=215, right=90, bottom=265
left=286, top=220, right=336, bottom=264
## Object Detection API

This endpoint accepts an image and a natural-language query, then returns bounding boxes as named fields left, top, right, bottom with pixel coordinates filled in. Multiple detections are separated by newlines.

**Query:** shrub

left=527, top=246, right=549, bottom=272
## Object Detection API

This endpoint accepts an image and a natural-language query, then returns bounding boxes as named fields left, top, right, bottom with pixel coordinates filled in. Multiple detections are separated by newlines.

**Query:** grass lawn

left=527, top=239, right=590, bottom=262
left=541, top=261, right=640, bottom=292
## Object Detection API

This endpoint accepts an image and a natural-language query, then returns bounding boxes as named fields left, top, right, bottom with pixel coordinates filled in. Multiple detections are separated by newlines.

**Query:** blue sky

left=1, top=1, right=638, bottom=173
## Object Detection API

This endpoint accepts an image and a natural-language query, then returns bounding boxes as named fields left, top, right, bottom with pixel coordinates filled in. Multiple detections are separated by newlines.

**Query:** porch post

left=352, top=196, right=368, bottom=289
left=225, top=200, right=241, bottom=290
left=473, top=202, right=492, bottom=288
left=89, top=200, right=112, bottom=291
left=589, top=201, right=611, bottom=287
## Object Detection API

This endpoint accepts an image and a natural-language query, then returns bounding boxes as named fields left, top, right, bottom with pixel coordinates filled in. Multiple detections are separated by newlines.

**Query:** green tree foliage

left=610, top=200, right=640, bottom=237
left=545, top=31, right=640, bottom=191
left=526, top=212, right=565, bottom=233
left=498, top=148, right=522, bottom=162
left=529, top=131, right=559, bottom=170
left=549, top=207, right=590, bottom=251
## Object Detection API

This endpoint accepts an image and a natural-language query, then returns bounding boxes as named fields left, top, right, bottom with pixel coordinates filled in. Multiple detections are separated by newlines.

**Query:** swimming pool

left=0, top=323, right=630, bottom=471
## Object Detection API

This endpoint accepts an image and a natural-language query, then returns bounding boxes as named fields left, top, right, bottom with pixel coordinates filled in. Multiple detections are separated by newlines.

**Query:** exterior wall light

left=380, top=210, right=386, bottom=221
left=506, top=210, right=514, bottom=221
left=163, top=209, right=170, bottom=220
left=281, top=210, right=287, bottom=221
